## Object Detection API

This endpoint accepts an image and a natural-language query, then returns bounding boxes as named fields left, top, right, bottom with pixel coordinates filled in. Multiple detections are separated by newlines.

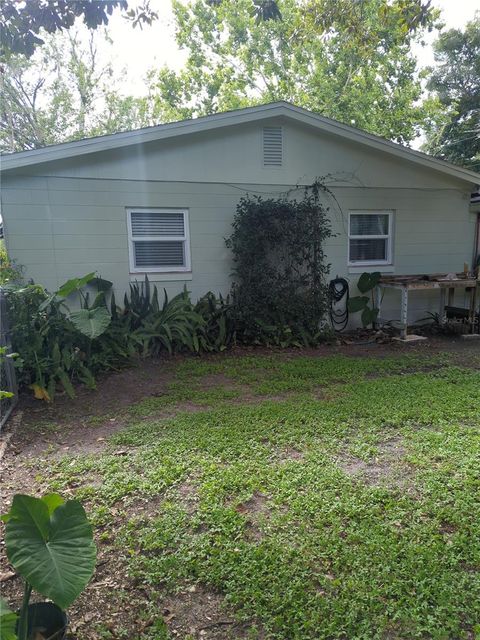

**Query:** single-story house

left=1, top=102, right=479, bottom=328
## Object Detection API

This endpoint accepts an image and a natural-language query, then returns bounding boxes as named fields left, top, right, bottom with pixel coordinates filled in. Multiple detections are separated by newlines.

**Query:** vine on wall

left=226, top=181, right=334, bottom=345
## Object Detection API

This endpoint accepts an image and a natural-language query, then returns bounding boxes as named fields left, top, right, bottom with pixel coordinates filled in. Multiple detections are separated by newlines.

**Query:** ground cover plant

left=1, top=342, right=479, bottom=639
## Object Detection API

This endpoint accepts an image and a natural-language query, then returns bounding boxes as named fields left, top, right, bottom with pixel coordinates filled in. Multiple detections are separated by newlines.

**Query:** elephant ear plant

left=1, top=494, right=96, bottom=640
left=347, top=271, right=382, bottom=328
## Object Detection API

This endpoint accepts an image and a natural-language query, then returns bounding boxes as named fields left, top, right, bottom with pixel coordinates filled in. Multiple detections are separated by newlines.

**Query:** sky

left=100, top=0, right=480, bottom=97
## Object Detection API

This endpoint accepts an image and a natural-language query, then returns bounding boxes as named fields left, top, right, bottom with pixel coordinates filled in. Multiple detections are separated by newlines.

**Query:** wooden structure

left=376, top=274, right=479, bottom=340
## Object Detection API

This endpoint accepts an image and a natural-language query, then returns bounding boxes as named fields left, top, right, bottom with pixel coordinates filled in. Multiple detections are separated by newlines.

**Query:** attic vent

left=263, top=126, right=283, bottom=167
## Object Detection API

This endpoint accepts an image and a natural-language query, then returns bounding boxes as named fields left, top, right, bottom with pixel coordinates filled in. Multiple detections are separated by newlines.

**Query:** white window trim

left=127, top=207, right=191, bottom=273
left=348, top=210, right=394, bottom=267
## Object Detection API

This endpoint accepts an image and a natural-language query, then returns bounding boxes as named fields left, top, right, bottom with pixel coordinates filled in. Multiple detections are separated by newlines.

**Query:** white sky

left=101, top=0, right=480, bottom=96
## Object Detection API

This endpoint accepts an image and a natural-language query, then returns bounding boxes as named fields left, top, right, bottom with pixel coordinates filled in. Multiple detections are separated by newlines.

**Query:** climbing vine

left=226, top=181, right=333, bottom=345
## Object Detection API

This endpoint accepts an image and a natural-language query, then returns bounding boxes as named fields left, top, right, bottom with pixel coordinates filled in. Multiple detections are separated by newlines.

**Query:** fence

left=0, top=288, right=18, bottom=430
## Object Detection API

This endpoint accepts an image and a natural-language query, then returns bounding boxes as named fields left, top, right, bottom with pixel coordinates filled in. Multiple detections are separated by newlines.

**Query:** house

left=1, top=102, right=479, bottom=328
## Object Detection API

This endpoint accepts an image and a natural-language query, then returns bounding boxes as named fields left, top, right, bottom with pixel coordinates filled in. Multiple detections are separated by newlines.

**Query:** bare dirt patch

left=337, top=437, right=414, bottom=489
left=235, top=492, right=274, bottom=542
left=273, top=446, right=305, bottom=464
left=162, top=584, right=263, bottom=639
left=175, top=479, right=200, bottom=515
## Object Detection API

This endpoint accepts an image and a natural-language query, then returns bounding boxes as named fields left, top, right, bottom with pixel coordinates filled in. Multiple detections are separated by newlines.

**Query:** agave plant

left=194, top=292, right=236, bottom=351
left=131, top=287, right=206, bottom=356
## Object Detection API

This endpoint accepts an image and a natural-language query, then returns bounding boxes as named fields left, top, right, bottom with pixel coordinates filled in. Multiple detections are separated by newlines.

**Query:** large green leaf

left=347, top=296, right=369, bottom=313
left=357, top=271, right=381, bottom=293
left=4, top=494, right=96, bottom=610
left=0, top=598, right=17, bottom=640
left=56, top=273, right=96, bottom=298
left=89, top=276, right=113, bottom=292
left=69, top=307, right=111, bottom=339
left=361, top=306, right=379, bottom=327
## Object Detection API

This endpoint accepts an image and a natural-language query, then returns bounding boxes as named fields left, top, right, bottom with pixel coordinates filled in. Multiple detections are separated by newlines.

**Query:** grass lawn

left=1, top=344, right=480, bottom=639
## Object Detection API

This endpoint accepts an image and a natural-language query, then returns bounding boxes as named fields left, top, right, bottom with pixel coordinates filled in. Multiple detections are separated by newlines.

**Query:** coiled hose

left=328, top=277, right=349, bottom=332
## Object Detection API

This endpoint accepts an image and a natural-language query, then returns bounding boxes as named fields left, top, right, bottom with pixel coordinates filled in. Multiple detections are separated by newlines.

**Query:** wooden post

left=439, top=288, right=446, bottom=326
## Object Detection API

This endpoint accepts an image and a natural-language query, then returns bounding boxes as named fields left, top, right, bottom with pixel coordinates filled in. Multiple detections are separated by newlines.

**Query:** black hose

left=329, top=277, right=349, bottom=332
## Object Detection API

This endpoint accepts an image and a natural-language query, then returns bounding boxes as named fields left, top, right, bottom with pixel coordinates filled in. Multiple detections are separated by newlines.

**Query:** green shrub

left=225, top=183, right=333, bottom=346
left=194, top=291, right=236, bottom=351
left=120, top=278, right=235, bottom=356
left=0, top=241, right=22, bottom=284
left=5, top=277, right=134, bottom=402
left=6, top=276, right=234, bottom=402
left=119, top=277, right=205, bottom=356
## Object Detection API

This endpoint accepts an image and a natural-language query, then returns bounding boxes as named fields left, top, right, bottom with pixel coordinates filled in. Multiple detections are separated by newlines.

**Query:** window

left=348, top=211, right=393, bottom=265
left=127, top=208, right=191, bottom=272
left=263, top=126, right=283, bottom=166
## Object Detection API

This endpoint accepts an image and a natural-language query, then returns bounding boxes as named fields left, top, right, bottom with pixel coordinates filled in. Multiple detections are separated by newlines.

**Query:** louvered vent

left=131, top=211, right=185, bottom=236
left=263, top=126, right=283, bottom=167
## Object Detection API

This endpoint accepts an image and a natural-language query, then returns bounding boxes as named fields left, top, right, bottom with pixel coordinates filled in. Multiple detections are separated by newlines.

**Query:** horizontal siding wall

left=2, top=174, right=476, bottom=328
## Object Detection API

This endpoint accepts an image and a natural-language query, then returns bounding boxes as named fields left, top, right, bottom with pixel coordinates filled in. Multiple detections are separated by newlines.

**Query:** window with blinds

left=348, top=211, right=393, bottom=265
left=127, top=209, right=191, bottom=272
left=263, top=126, right=283, bottom=166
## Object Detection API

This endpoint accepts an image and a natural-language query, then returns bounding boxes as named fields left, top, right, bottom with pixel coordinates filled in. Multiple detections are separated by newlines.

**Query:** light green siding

left=1, top=118, right=477, bottom=326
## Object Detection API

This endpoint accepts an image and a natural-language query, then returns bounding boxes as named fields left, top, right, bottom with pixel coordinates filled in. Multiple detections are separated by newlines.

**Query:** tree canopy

left=0, top=0, right=281, bottom=58
left=149, top=0, right=438, bottom=143
left=0, top=30, right=153, bottom=152
left=423, top=15, right=480, bottom=171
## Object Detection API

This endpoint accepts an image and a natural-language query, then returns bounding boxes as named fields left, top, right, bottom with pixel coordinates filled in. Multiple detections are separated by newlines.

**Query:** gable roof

left=1, top=101, right=479, bottom=185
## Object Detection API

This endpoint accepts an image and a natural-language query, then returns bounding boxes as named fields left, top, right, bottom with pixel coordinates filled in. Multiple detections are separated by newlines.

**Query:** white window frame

left=348, top=210, right=393, bottom=267
left=127, top=207, right=191, bottom=273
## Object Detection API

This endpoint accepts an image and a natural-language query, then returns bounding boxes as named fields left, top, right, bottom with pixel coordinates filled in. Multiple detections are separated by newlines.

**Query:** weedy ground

left=1, top=340, right=480, bottom=640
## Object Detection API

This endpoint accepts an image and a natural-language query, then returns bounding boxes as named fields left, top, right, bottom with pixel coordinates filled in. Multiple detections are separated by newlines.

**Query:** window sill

left=129, top=272, right=193, bottom=282
left=348, top=265, right=395, bottom=274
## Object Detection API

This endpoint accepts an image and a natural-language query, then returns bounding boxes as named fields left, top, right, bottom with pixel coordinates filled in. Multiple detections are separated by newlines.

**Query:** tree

left=0, top=29, right=151, bottom=152
left=423, top=15, right=480, bottom=171
left=0, top=0, right=282, bottom=58
left=0, top=1, right=159, bottom=58
left=148, top=0, right=438, bottom=144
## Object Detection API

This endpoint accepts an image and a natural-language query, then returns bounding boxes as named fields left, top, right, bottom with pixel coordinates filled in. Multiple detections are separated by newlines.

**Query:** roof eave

left=1, top=101, right=479, bottom=185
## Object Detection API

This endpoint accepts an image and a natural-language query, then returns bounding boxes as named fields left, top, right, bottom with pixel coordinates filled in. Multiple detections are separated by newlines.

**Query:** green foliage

left=69, top=307, right=111, bottom=340
left=7, top=275, right=235, bottom=402
left=2, top=494, right=95, bottom=639
left=348, top=271, right=381, bottom=328
left=122, top=277, right=160, bottom=331
left=423, top=16, right=480, bottom=170
left=120, top=278, right=235, bottom=356
left=0, top=598, right=17, bottom=640
left=0, top=0, right=160, bottom=58
left=0, top=242, right=22, bottom=285
left=194, top=292, right=236, bottom=351
left=0, top=30, right=155, bottom=153
left=44, top=351, right=480, bottom=638
left=2, top=494, right=96, bottom=610
left=5, top=276, right=128, bottom=402
left=152, top=0, right=437, bottom=143
left=0, top=346, right=16, bottom=404
left=226, top=185, right=333, bottom=345
left=129, top=288, right=206, bottom=356
left=357, top=271, right=381, bottom=294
